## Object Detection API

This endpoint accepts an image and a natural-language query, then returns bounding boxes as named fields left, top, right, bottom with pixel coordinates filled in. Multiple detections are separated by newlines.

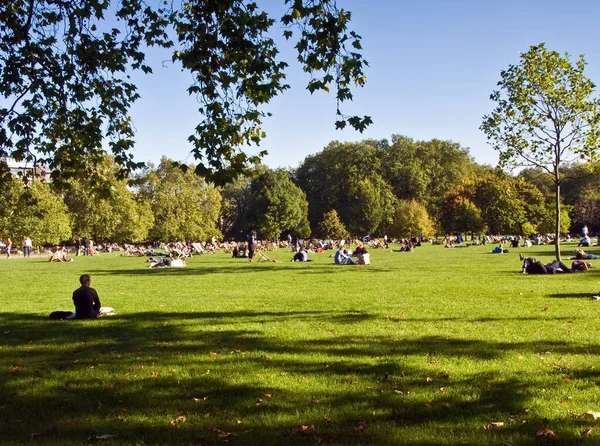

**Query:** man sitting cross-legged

left=72, top=274, right=114, bottom=319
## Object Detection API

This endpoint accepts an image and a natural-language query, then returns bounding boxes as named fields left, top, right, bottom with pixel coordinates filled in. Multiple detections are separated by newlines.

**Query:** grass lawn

left=2, top=243, right=600, bottom=445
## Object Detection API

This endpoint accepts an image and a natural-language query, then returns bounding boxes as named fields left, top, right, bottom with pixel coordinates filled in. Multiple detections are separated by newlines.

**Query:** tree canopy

left=140, top=158, right=221, bottom=241
left=0, top=0, right=370, bottom=187
left=246, top=169, right=311, bottom=239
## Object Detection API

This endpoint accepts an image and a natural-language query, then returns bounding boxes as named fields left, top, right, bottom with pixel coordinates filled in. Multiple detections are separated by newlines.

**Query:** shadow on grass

left=548, top=292, right=596, bottom=299
left=0, top=311, right=596, bottom=445
left=91, top=264, right=396, bottom=277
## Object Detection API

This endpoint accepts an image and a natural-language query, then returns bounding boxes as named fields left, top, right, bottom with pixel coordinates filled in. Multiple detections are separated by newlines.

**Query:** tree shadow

left=0, top=311, right=596, bottom=445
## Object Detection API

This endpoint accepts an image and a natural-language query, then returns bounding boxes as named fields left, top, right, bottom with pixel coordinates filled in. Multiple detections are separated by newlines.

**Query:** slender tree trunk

left=555, top=182, right=561, bottom=261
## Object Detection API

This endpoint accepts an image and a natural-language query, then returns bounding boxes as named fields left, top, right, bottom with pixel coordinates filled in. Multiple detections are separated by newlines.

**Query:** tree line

left=2, top=136, right=600, bottom=247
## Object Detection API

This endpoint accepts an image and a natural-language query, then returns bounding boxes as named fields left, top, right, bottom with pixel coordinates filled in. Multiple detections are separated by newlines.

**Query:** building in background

left=1, top=156, right=51, bottom=181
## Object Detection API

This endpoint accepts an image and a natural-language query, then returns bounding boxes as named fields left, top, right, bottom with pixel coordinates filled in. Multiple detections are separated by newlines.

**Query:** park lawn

left=1, top=243, right=600, bottom=445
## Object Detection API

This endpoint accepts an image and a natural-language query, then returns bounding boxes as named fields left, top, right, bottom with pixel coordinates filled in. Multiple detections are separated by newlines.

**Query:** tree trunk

left=555, top=182, right=561, bottom=261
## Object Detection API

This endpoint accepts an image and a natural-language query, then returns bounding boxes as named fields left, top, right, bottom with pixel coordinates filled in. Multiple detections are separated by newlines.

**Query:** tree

left=246, top=169, right=310, bottom=239
left=295, top=141, right=395, bottom=235
left=318, top=209, right=349, bottom=240
left=140, top=158, right=221, bottom=241
left=388, top=200, right=434, bottom=239
left=572, top=187, right=600, bottom=233
left=537, top=203, right=572, bottom=235
left=64, top=158, right=155, bottom=242
left=453, top=199, right=485, bottom=237
left=481, top=43, right=600, bottom=259
left=379, top=135, right=477, bottom=221
left=4, top=180, right=72, bottom=246
left=0, top=0, right=370, bottom=187
left=473, top=175, right=528, bottom=235
left=219, top=176, right=253, bottom=240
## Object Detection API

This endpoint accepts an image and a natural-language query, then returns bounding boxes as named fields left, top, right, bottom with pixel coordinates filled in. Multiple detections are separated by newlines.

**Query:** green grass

left=2, top=243, right=600, bottom=445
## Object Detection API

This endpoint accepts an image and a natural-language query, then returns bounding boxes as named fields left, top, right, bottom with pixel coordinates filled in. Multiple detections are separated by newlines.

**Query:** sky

left=126, top=0, right=600, bottom=171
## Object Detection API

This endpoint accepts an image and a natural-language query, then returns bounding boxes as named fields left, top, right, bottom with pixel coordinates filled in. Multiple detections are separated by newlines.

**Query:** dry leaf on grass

left=584, top=411, right=600, bottom=420
left=355, top=419, right=367, bottom=435
left=293, top=425, right=315, bottom=435
left=170, top=416, right=187, bottom=426
left=536, top=428, right=558, bottom=440
left=484, top=422, right=504, bottom=430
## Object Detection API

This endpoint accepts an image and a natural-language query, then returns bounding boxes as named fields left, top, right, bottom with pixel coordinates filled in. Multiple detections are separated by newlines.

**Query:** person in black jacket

left=72, top=274, right=101, bottom=318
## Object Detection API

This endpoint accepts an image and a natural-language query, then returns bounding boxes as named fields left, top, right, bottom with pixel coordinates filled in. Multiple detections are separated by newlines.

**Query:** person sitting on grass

left=353, top=242, right=367, bottom=257
left=49, top=246, right=73, bottom=262
left=291, top=247, right=310, bottom=262
left=334, top=248, right=355, bottom=265
left=72, top=274, right=114, bottom=319
left=578, top=235, right=592, bottom=247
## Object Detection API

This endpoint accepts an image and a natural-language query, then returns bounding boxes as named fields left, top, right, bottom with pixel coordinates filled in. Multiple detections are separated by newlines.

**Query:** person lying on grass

left=520, top=256, right=593, bottom=274
left=147, top=257, right=186, bottom=268
left=570, top=249, right=600, bottom=260
left=72, top=274, right=114, bottom=319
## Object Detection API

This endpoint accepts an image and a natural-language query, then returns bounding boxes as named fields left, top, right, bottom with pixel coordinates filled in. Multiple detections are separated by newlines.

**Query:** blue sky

left=127, top=0, right=600, bottom=170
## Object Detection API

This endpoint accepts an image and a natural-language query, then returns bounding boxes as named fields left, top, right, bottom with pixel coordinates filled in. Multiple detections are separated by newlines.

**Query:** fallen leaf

left=312, top=399, right=320, bottom=404
left=11, top=366, right=21, bottom=373
left=265, top=393, right=274, bottom=398
left=584, top=411, right=600, bottom=420
left=536, top=428, right=557, bottom=440
left=563, top=376, right=572, bottom=383
left=586, top=428, right=594, bottom=436
left=218, top=431, right=237, bottom=441
left=170, top=416, right=187, bottom=425
left=439, top=387, right=446, bottom=393
left=209, top=352, right=218, bottom=357
left=426, top=377, right=433, bottom=382
left=72, top=360, right=79, bottom=364
left=355, top=419, right=367, bottom=435
left=293, top=425, right=315, bottom=435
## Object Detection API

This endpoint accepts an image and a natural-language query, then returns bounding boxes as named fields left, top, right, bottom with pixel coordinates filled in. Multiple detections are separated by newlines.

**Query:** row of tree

left=2, top=137, right=600, bottom=246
